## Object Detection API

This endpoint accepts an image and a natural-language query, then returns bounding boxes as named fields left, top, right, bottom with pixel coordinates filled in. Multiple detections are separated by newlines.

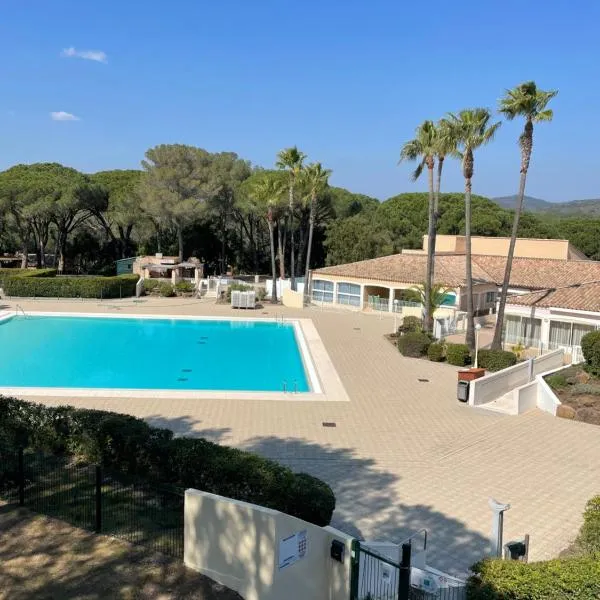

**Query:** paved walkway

left=5, top=297, right=600, bottom=575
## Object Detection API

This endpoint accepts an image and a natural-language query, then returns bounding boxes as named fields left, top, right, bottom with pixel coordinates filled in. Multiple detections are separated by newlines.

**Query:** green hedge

left=3, top=274, right=138, bottom=298
left=398, top=316, right=422, bottom=334
left=581, top=331, right=600, bottom=376
left=427, top=342, right=445, bottom=362
left=577, top=495, right=600, bottom=554
left=477, top=349, right=517, bottom=372
left=446, top=343, right=471, bottom=366
left=398, top=332, right=431, bottom=357
left=0, top=397, right=335, bottom=526
left=467, top=555, right=600, bottom=599
left=0, top=268, right=57, bottom=279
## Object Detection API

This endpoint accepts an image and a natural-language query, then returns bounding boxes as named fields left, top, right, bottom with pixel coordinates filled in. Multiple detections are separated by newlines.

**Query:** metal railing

left=0, top=446, right=184, bottom=559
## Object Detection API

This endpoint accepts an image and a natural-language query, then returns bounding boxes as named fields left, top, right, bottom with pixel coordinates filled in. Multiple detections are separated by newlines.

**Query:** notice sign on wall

left=278, top=530, right=307, bottom=570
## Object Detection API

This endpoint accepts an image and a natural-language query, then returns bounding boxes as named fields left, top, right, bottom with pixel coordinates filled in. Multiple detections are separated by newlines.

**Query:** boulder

left=575, top=370, right=592, bottom=384
left=556, top=404, right=576, bottom=419
left=575, top=407, right=600, bottom=425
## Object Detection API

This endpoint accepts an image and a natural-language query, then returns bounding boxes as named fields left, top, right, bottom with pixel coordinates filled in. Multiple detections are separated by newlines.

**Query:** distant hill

left=492, top=195, right=600, bottom=216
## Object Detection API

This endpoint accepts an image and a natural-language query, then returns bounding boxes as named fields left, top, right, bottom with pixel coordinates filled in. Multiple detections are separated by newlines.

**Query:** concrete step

left=478, top=392, right=518, bottom=416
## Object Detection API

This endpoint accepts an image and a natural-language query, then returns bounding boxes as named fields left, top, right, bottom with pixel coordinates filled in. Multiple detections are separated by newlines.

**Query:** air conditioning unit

left=410, top=568, right=440, bottom=593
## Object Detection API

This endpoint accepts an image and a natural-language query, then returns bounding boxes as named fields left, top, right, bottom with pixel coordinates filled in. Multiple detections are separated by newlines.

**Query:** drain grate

left=418, top=378, right=429, bottom=382
left=181, top=369, right=192, bottom=373
left=353, top=327, right=361, bottom=331
left=177, top=377, right=188, bottom=382
left=322, top=422, right=337, bottom=428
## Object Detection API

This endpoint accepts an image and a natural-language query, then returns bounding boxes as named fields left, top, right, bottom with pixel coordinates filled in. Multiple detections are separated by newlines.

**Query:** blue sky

left=1, top=0, right=599, bottom=202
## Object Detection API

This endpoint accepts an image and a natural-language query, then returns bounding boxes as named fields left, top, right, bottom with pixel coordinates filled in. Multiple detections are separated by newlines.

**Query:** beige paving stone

left=4, top=297, right=600, bottom=574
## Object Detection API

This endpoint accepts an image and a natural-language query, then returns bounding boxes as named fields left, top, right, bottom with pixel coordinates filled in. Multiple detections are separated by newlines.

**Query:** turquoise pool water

left=0, top=315, right=310, bottom=392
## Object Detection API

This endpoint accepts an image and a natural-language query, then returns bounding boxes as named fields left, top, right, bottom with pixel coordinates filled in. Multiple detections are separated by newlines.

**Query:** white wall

left=266, top=279, right=305, bottom=299
left=184, top=489, right=353, bottom=600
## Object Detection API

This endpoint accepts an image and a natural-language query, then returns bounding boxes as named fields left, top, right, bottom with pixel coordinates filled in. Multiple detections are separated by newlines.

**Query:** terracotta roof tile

left=507, top=281, right=600, bottom=312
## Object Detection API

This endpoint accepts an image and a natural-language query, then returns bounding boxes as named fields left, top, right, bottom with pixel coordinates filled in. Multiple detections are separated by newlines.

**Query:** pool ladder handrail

left=15, top=304, right=27, bottom=319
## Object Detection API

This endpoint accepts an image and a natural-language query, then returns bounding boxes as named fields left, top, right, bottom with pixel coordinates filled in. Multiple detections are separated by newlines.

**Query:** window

left=485, top=291, right=496, bottom=304
left=312, top=280, right=334, bottom=303
left=504, top=315, right=542, bottom=346
left=337, top=282, right=361, bottom=307
left=549, top=321, right=596, bottom=349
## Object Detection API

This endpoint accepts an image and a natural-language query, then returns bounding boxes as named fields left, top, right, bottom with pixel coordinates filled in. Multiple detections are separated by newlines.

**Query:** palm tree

left=248, top=174, right=285, bottom=303
left=301, top=163, right=332, bottom=286
left=399, top=121, right=438, bottom=333
left=406, top=283, right=454, bottom=324
left=448, top=109, right=501, bottom=351
left=491, top=82, right=558, bottom=350
left=276, top=146, right=306, bottom=291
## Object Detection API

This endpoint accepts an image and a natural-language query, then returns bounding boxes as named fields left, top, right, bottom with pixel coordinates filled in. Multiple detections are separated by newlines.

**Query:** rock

left=575, top=407, right=600, bottom=425
left=556, top=404, right=576, bottom=419
left=575, top=370, right=591, bottom=384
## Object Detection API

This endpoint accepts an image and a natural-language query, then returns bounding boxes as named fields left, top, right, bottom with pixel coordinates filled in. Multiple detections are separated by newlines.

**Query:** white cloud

left=50, top=111, right=81, bottom=121
left=61, top=47, right=107, bottom=63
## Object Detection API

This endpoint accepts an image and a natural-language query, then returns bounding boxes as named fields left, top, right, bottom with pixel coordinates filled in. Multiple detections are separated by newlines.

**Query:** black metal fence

left=0, top=447, right=184, bottom=559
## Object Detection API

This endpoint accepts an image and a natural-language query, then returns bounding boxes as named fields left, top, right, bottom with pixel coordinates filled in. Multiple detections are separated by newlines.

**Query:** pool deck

left=4, top=297, right=600, bottom=575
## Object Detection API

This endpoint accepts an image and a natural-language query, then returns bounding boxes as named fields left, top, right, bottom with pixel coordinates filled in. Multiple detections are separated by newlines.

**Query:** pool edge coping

left=0, top=310, right=350, bottom=402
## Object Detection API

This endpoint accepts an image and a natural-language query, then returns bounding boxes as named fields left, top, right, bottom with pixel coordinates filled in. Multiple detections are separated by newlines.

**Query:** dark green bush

left=174, top=281, right=195, bottom=294
left=397, top=332, right=431, bottom=357
left=157, top=282, right=175, bottom=297
left=467, top=555, right=600, bottom=600
left=3, top=273, right=138, bottom=298
left=581, top=331, right=600, bottom=375
left=477, top=349, right=517, bottom=372
left=446, top=343, right=471, bottom=366
left=143, top=279, right=160, bottom=293
left=427, top=342, right=445, bottom=362
left=398, top=316, right=422, bottom=334
left=0, top=396, right=335, bottom=526
left=576, top=496, right=600, bottom=554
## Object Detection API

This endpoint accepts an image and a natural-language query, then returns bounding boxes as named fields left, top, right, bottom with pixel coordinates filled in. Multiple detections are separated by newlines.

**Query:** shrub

left=477, top=349, right=517, bottom=372
left=397, top=332, right=431, bottom=358
left=143, top=279, right=160, bottom=293
left=174, top=281, right=195, bottom=295
left=545, top=373, right=568, bottom=389
left=3, top=273, right=138, bottom=298
left=256, top=287, right=267, bottom=302
left=581, top=331, right=600, bottom=375
left=398, top=316, right=422, bottom=334
left=427, top=342, right=445, bottom=362
left=576, top=496, right=600, bottom=554
left=157, top=282, right=175, bottom=297
left=467, top=555, right=600, bottom=600
left=0, top=396, right=336, bottom=526
left=572, top=383, right=600, bottom=396
left=446, top=343, right=471, bottom=366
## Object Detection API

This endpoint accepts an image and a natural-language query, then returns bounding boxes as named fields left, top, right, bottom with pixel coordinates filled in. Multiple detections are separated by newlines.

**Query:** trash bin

left=457, top=380, right=469, bottom=402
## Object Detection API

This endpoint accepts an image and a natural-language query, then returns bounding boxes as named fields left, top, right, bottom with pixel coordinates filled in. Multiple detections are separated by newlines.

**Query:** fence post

left=95, top=465, right=102, bottom=533
left=398, top=542, right=411, bottom=600
left=349, top=539, right=360, bottom=600
left=18, top=447, right=24, bottom=507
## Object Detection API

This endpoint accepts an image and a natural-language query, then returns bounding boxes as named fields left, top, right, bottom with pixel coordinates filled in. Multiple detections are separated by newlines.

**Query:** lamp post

left=474, top=323, right=482, bottom=368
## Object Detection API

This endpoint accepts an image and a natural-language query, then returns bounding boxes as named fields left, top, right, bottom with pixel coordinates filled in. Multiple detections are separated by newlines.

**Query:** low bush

left=477, top=349, right=517, bottom=372
left=4, top=273, right=138, bottom=298
left=0, top=397, right=335, bottom=526
left=397, top=332, right=431, bottom=358
left=576, top=495, right=600, bottom=554
left=427, top=342, right=445, bottom=362
left=256, top=287, right=267, bottom=302
left=446, top=343, right=471, bottom=366
left=545, top=373, right=568, bottom=389
left=467, top=555, right=600, bottom=599
left=398, top=316, right=422, bottom=334
left=174, top=281, right=195, bottom=295
left=581, top=331, right=600, bottom=376
left=572, top=383, right=600, bottom=396
left=157, top=282, right=175, bottom=297
left=143, top=279, right=161, bottom=293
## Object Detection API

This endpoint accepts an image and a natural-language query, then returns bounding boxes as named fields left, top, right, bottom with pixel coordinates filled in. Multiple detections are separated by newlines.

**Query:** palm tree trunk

left=430, top=156, right=444, bottom=263
left=277, top=221, right=285, bottom=280
left=20, top=239, right=28, bottom=269
left=268, top=216, right=277, bottom=303
left=177, top=224, right=184, bottom=264
left=492, top=120, right=533, bottom=350
left=304, top=195, right=315, bottom=284
left=424, top=161, right=436, bottom=333
left=465, top=177, right=476, bottom=351
left=288, top=182, right=296, bottom=291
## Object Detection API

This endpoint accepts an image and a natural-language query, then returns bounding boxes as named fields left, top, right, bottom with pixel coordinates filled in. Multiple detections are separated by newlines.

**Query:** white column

left=360, top=284, right=365, bottom=310
left=388, top=288, right=394, bottom=312
left=540, top=318, right=551, bottom=353
left=332, top=281, right=338, bottom=305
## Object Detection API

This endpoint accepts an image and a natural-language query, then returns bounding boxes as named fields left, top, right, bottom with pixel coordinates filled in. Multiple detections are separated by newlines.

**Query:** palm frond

left=411, top=159, right=426, bottom=181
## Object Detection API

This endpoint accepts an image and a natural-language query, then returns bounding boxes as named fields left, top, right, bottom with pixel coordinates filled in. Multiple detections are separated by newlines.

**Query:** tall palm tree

left=447, top=109, right=501, bottom=351
left=399, top=121, right=438, bottom=333
left=248, top=174, right=285, bottom=303
left=301, top=163, right=332, bottom=285
left=492, top=82, right=558, bottom=350
left=276, top=146, right=306, bottom=291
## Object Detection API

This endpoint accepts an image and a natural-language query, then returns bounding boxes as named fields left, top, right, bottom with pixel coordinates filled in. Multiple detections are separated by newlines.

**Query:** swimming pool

left=0, top=314, right=313, bottom=393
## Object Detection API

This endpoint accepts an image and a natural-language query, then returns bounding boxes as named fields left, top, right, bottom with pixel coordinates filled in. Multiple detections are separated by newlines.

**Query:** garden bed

left=545, top=366, right=600, bottom=425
